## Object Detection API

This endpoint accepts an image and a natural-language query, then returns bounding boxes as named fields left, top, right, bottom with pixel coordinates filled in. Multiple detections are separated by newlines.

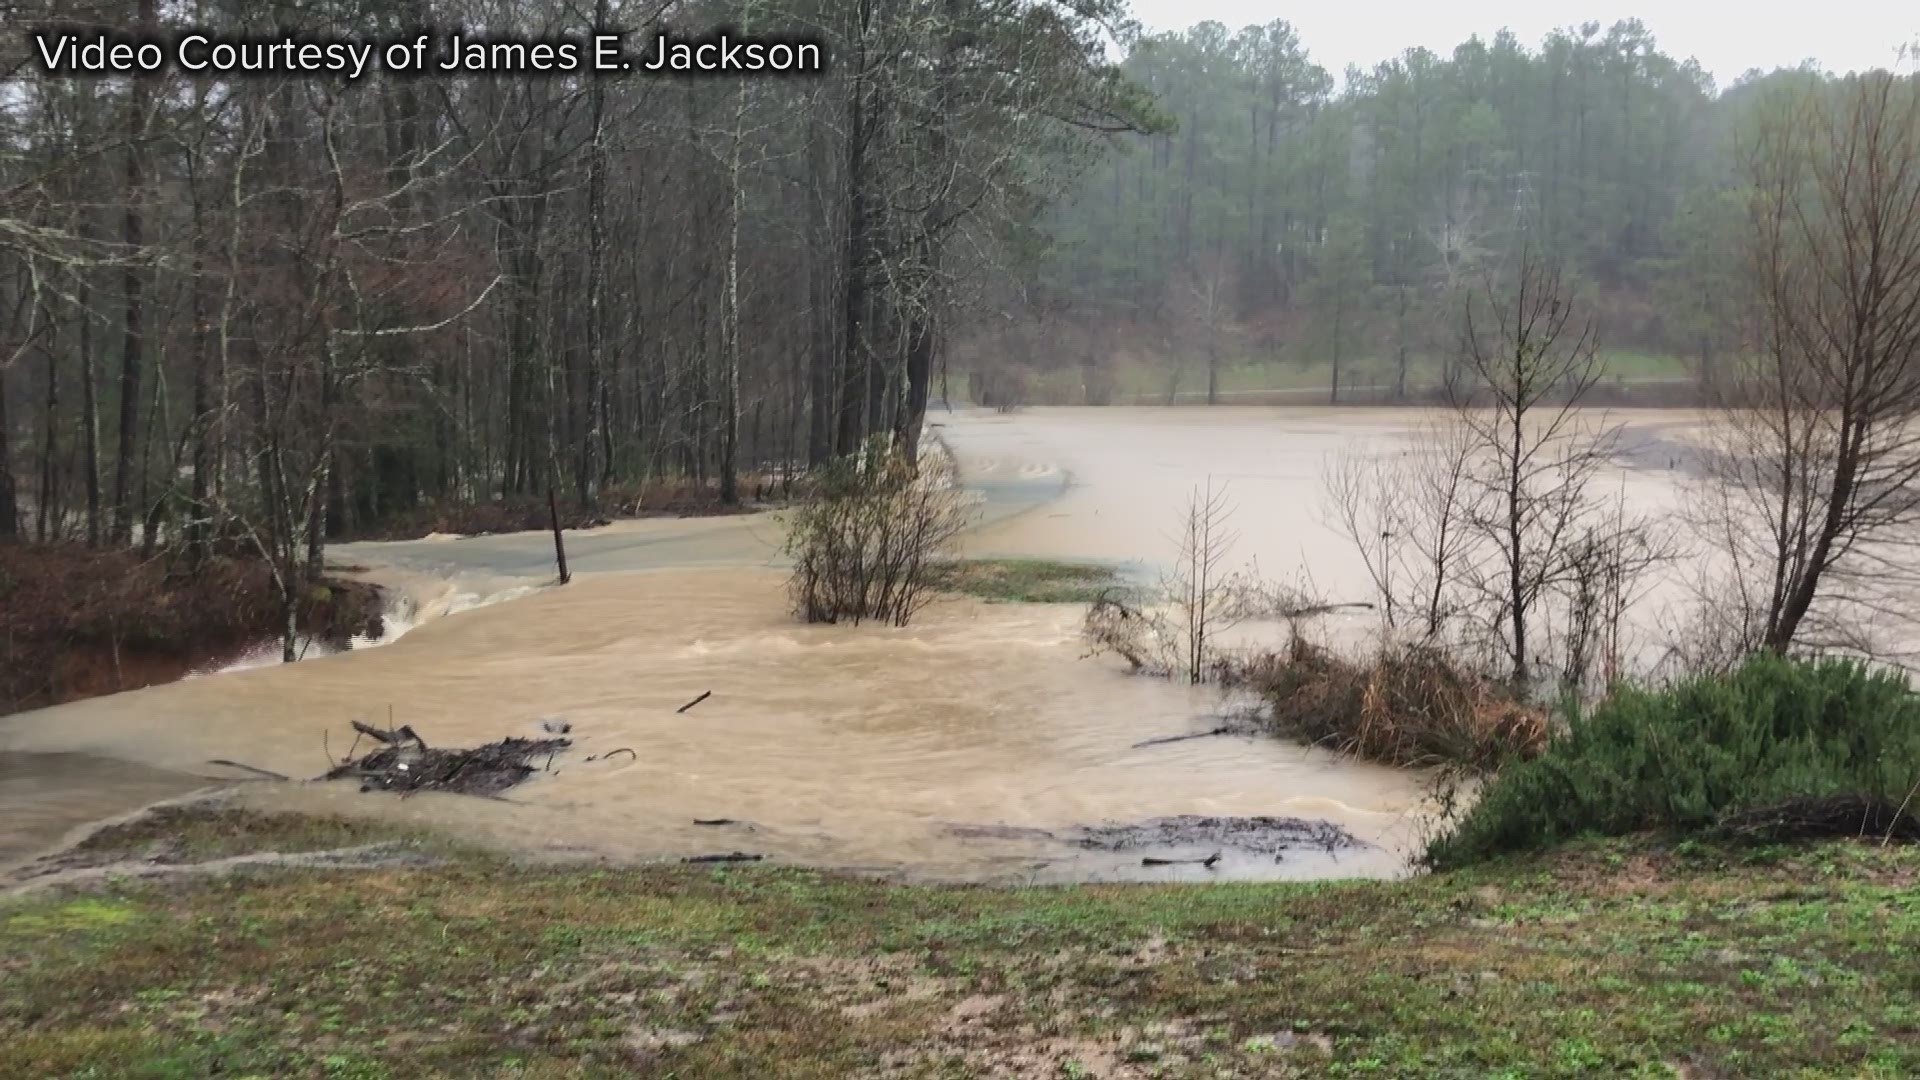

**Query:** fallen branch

left=1132, top=726, right=1233, bottom=749
left=205, top=759, right=290, bottom=781
left=676, top=691, right=713, bottom=714
left=351, top=719, right=426, bottom=749
left=585, top=748, right=636, bottom=762
left=1141, top=851, right=1222, bottom=869
left=1716, top=795, right=1920, bottom=844
left=1884, top=780, right=1920, bottom=848
left=1276, top=600, right=1376, bottom=618
left=683, top=852, right=762, bottom=864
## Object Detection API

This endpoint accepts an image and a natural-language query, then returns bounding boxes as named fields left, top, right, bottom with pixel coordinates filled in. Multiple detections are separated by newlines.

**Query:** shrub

left=1253, top=638, right=1547, bottom=772
left=1426, top=654, right=1920, bottom=868
left=784, top=446, right=976, bottom=626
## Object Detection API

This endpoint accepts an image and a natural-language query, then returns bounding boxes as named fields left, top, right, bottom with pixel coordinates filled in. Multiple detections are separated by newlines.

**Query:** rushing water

left=0, top=407, right=1709, bottom=881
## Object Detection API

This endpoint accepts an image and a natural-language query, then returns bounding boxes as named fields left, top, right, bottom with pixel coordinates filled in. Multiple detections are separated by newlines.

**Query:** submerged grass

left=68, top=807, right=434, bottom=865
left=3, top=808, right=1917, bottom=1077
left=930, top=558, right=1122, bottom=604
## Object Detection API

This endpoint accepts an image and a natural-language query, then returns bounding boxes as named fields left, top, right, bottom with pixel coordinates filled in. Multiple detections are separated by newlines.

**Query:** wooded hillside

left=997, top=20, right=1840, bottom=404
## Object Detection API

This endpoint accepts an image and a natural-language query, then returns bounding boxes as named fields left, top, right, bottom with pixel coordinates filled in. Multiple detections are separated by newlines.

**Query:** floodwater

left=941, top=405, right=1703, bottom=589
left=0, top=753, right=212, bottom=867
left=0, top=407, right=1707, bottom=882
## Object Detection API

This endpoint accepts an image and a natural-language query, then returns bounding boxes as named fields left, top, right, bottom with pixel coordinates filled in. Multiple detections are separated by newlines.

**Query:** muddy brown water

left=0, top=753, right=213, bottom=868
left=0, top=407, right=1711, bottom=882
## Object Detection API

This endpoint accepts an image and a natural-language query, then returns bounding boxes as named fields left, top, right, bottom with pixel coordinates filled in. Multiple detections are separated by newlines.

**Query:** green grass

left=929, top=558, right=1122, bottom=604
left=3, top=808, right=1917, bottom=1077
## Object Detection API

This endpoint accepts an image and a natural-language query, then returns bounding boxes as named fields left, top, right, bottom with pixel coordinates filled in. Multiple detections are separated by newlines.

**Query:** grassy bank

left=4, top=808, right=1916, bottom=1077
left=930, top=558, right=1122, bottom=604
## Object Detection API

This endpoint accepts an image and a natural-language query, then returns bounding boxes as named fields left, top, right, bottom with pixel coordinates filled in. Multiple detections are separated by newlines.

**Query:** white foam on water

left=187, top=575, right=544, bottom=678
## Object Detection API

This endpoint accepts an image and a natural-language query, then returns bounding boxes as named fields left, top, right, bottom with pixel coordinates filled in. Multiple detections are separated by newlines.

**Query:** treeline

left=0, top=0, right=1153, bottom=625
left=999, top=18, right=1858, bottom=402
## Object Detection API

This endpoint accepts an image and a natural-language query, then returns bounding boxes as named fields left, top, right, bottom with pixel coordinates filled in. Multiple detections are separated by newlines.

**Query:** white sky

left=1123, top=1, right=1920, bottom=89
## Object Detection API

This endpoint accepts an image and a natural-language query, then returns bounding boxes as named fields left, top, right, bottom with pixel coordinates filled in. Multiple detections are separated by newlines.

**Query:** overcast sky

left=1123, top=1, right=1919, bottom=89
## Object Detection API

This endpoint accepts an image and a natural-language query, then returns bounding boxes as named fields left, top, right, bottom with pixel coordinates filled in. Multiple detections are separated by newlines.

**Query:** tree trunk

left=0, top=356, right=15, bottom=542
left=79, top=271, right=101, bottom=547
left=37, top=308, right=59, bottom=542
left=547, top=485, right=571, bottom=584
left=837, top=9, right=872, bottom=458
left=720, top=13, right=749, bottom=503
left=111, top=0, right=157, bottom=545
left=577, top=0, right=610, bottom=509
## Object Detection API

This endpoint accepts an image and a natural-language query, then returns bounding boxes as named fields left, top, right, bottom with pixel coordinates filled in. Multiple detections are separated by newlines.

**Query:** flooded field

left=1, top=407, right=1708, bottom=881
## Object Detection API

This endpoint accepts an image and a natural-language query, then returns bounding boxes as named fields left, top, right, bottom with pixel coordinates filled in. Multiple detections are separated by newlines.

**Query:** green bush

left=1426, top=654, right=1920, bottom=868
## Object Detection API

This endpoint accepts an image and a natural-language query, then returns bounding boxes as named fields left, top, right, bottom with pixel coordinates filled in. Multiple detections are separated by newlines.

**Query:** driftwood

left=351, top=719, right=426, bottom=750
left=323, top=731, right=569, bottom=798
left=1142, top=851, right=1223, bottom=869
left=676, top=691, right=713, bottom=714
left=1132, top=726, right=1234, bottom=749
left=205, top=759, right=290, bottom=781
left=684, top=852, right=762, bottom=864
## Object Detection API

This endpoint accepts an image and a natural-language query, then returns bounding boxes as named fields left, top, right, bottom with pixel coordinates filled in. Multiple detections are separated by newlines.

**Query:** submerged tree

left=1695, top=71, right=1920, bottom=659
left=1448, top=250, right=1668, bottom=687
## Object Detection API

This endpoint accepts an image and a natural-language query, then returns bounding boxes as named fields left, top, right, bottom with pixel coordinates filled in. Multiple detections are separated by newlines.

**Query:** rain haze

left=1127, top=0, right=1920, bottom=85
left=5, top=0, right=1920, bottom=1072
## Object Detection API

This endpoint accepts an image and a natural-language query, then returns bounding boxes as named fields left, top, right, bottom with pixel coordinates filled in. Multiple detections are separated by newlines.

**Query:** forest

left=1000, top=19, right=1842, bottom=405
left=0, top=4, right=1908, bottom=584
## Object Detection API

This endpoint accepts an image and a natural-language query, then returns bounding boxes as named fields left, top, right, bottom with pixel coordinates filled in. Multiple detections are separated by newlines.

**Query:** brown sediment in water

left=941, top=405, right=1705, bottom=577
left=0, top=753, right=214, bottom=869
left=0, top=566, right=1431, bottom=882
left=0, top=408, right=1739, bottom=883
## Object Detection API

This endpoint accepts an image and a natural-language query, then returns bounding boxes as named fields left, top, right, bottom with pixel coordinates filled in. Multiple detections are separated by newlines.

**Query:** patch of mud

left=949, top=814, right=1359, bottom=864
left=943, top=814, right=1368, bottom=882
left=1074, top=814, right=1359, bottom=858
left=8, top=841, right=440, bottom=896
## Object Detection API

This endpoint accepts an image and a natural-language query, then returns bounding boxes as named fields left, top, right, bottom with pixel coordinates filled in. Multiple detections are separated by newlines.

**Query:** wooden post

left=547, top=485, right=571, bottom=584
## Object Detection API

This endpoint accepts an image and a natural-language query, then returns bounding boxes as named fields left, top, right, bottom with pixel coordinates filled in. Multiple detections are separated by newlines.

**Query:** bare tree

left=1173, top=480, right=1237, bottom=683
left=1324, top=416, right=1479, bottom=640
left=1695, top=72, right=1920, bottom=659
left=1449, top=250, right=1656, bottom=687
left=1083, top=480, right=1253, bottom=684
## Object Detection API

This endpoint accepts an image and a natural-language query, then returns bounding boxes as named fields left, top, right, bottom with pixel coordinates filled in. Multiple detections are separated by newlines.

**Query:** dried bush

left=1083, top=594, right=1177, bottom=675
left=1251, top=637, right=1547, bottom=773
left=1080, top=484, right=1311, bottom=684
left=784, top=446, right=976, bottom=627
